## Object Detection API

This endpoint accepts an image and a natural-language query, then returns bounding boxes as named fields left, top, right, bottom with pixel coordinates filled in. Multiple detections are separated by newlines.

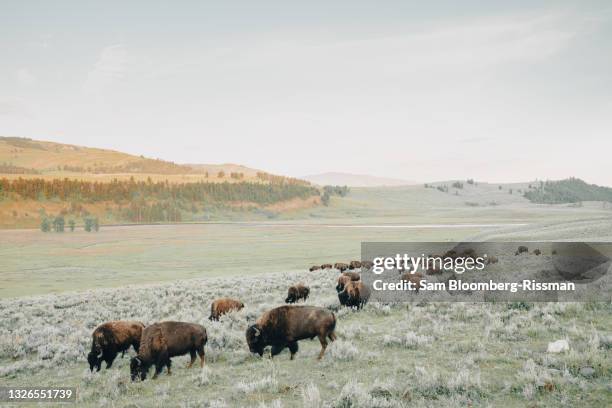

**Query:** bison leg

left=288, top=342, right=299, bottom=360
left=197, top=346, right=205, bottom=368
left=187, top=350, right=196, bottom=368
left=271, top=344, right=285, bottom=358
left=105, top=352, right=117, bottom=369
left=328, top=332, right=337, bottom=342
left=317, top=335, right=328, bottom=360
left=152, top=364, right=163, bottom=379
left=166, top=358, right=172, bottom=376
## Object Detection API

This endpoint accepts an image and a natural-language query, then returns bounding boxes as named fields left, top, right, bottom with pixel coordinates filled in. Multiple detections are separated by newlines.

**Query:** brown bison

left=246, top=305, right=336, bottom=360
left=486, top=255, right=499, bottom=264
left=516, top=245, right=529, bottom=255
left=209, top=298, right=244, bottom=321
left=87, top=321, right=145, bottom=372
left=285, top=284, right=310, bottom=303
left=309, top=265, right=321, bottom=272
left=320, top=263, right=333, bottom=270
left=130, top=321, right=207, bottom=381
left=334, top=262, right=349, bottom=272
left=400, top=272, right=424, bottom=292
left=348, top=260, right=362, bottom=270
left=336, top=272, right=360, bottom=292
left=360, top=260, right=374, bottom=270
left=338, top=280, right=371, bottom=309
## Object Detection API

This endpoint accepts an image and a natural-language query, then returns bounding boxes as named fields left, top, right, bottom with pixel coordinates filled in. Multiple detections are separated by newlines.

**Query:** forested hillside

left=523, top=178, right=612, bottom=204
left=0, top=177, right=319, bottom=226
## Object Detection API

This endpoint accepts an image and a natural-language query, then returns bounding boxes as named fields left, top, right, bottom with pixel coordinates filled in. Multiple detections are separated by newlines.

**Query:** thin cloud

left=82, top=44, right=128, bottom=93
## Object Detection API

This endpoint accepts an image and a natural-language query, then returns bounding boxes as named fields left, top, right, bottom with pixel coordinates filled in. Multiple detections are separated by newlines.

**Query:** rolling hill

left=0, top=137, right=320, bottom=228
left=302, top=172, right=416, bottom=187
left=0, top=136, right=273, bottom=182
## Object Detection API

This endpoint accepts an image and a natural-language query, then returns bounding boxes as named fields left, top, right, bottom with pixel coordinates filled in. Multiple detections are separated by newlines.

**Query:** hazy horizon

left=2, top=1, right=611, bottom=184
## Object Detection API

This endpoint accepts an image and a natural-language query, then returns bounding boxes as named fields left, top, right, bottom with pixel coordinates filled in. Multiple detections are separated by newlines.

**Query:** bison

left=87, top=321, right=145, bottom=372
left=209, top=298, right=244, bottom=321
left=400, top=272, right=424, bottom=292
left=486, top=255, right=499, bottom=264
left=348, top=260, right=362, bottom=270
left=516, top=245, right=529, bottom=255
left=336, top=271, right=360, bottom=293
left=309, top=265, right=321, bottom=272
left=130, top=321, right=207, bottom=381
left=360, top=260, right=374, bottom=270
left=246, top=305, right=336, bottom=360
left=338, top=280, right=371, bottom=309
left=285, top=284, right=310, bottom=303
left=533, top=249, right=541, bottom=256
left=334, top=262, right=349, bottom=272
left=320, top=263, right=333, bottom=270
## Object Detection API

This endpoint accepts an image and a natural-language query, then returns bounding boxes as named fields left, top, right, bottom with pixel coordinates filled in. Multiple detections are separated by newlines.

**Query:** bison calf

left=246, top=305, right=336, bottom=360
left=87, top=321, right=145, bottom=372
left=209, top=298, right=244, bottom=321
left=285, top=283, right=310, bottom=303
left=130, top=321, right=207, bottom=381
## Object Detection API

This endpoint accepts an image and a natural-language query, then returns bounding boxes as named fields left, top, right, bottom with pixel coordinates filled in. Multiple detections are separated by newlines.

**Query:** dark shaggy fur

left=130, top=321, right=207, bottom=381
left=285, top=283, right=310, bottom=303
left=335, top=271, right=360, bottom=292
left=87, top=321, right=145, bottom=372
left=246, top=305, right=336, bottom=360
left=338, top=280, right=371, bottom=309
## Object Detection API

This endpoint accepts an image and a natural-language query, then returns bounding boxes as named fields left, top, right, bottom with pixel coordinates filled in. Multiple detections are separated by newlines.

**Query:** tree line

left=0, top=177, right=319, bottom=205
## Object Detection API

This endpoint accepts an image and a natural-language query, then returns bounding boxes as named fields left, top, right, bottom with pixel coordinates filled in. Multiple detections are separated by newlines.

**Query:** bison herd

left=87, top=249, right=541, bottom=381
left=87, top=260, right=372, bottom=381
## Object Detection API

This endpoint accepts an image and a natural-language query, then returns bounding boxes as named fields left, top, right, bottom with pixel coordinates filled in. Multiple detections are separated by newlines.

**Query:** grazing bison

left=209, top=298, right=244, bottom=321
left=516, top=245, right=529, bottom=255
left=309, top=265, right=321, bottom=272
left=246, top=305, right=336, bottom=360
left=320, top=263, right=333, bottom=270
left=338, top=280, right=371, bottom=309
left=400, top=272, right=424, bottom=293
left=334, top=262, right=349, bottom=272
left=285, top=283, right=310, bottom=303
left=130, top=321, right=207, bottom=381
left=533, top=249, right=541, bottom=256
left=87, top=321, right=145, bottom=372
left=336, top=271, right=361, bottom=292
left=349, top=260, right=362, bottom=270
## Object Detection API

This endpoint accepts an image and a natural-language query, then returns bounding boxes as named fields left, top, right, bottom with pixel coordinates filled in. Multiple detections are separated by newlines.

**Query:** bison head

left=130, top=357, right=148, bottom=381
left=245, top=324, right=265, bottom=356
left=87, top=350, right=103, bottom=372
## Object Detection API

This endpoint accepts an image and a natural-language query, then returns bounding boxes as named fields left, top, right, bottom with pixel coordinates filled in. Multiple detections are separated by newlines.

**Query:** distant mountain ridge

left=302, top=172, right=416, bottom=187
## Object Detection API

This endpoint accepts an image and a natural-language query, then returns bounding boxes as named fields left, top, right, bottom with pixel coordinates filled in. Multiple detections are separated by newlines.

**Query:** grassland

left=2, top=185, right=612, bottom=298
left=1, top=184, right=610, bottom=407
left=0, top=268, right=610, bottom=407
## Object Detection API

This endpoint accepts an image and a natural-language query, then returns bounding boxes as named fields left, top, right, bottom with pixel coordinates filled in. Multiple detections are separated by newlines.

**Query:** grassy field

left=0, top=269, right=610, bottom=407
left=0, top=186, right=610, bottom=407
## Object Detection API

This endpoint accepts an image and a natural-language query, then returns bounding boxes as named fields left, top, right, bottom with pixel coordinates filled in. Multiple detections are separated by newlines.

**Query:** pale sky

left=1, top=1, right=611, bottom=184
